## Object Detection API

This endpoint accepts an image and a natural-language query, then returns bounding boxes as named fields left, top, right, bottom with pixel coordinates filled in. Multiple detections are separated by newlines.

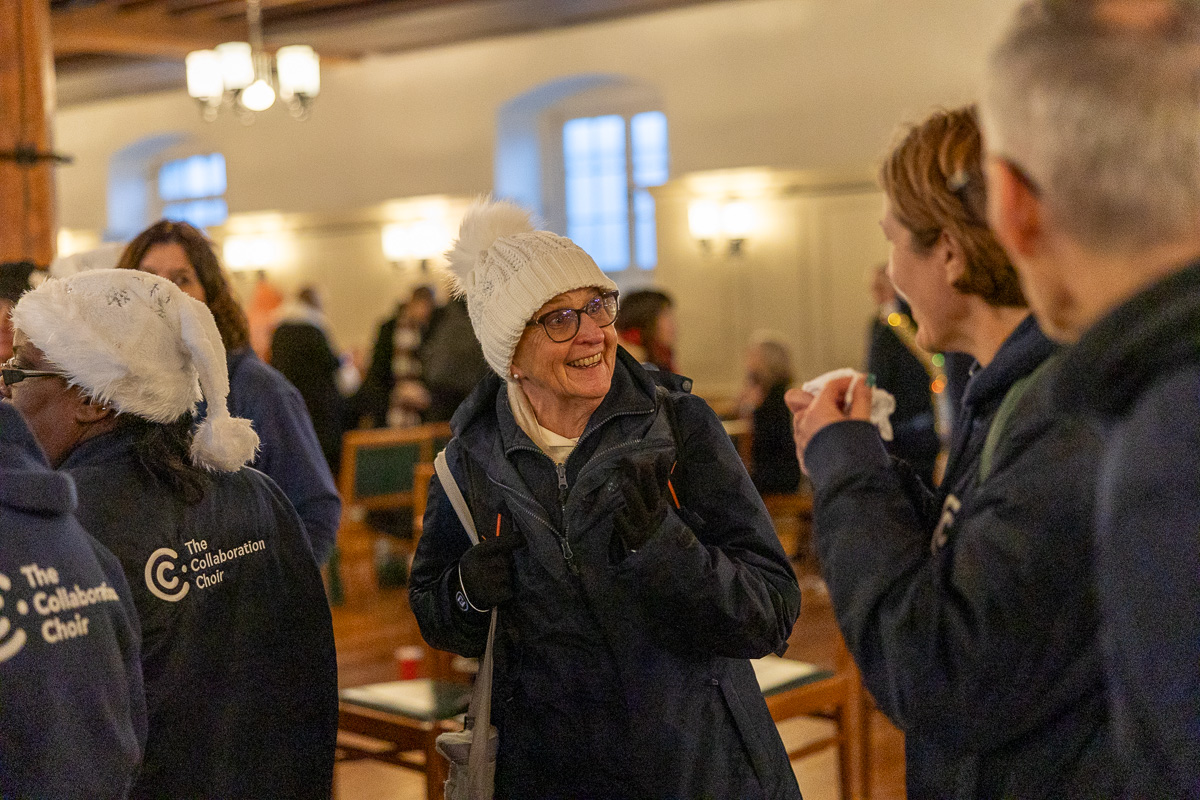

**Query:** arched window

left=562, top=110, right=668, bottom=272
left=106, top=135, right=228, bottom=241
left=496, top=76, right=668, bottom=283
left=158, top=153, right=228, bottom=229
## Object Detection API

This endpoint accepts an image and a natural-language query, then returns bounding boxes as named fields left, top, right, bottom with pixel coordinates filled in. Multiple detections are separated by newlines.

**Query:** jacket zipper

left=555, top=462, right=578, bottom=574
left=491, top=446, right=580, bottom=574
left=500, top=404, right=660, bottom=574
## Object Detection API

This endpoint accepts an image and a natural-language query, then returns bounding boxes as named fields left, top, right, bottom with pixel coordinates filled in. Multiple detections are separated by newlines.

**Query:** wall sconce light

left=382, top=218, right=452, bottom=271
left=223, top=234, right=285, bottom=270
left=687, top=198, right=757, bottom=256
left=687, top=200, right=722, bottom=253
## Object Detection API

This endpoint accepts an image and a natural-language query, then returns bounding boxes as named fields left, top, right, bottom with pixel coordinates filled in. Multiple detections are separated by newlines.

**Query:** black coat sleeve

left=408, top=445, right=491, bottom=657
left=806, top=402, right=1104, bottom=754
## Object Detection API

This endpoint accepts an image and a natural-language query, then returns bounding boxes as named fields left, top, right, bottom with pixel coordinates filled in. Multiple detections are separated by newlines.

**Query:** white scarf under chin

left=505, top=380, right=578, bottom=465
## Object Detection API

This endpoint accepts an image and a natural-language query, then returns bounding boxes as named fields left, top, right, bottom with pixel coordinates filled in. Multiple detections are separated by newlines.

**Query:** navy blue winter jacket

left=1053, top=260, right=1200, bottom=799
left=804, top=315, right=1118, bottom=798
left=225, top=347, right=341, bottom=564
left=0, top=402, right=146, bottom=799
left=410, top=348, right=802, bottom=800
left=61, top=425, right=339, bottom=800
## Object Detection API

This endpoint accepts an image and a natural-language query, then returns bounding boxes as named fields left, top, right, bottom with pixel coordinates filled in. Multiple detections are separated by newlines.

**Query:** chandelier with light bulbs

left=185, top=0, right=320, bottom=122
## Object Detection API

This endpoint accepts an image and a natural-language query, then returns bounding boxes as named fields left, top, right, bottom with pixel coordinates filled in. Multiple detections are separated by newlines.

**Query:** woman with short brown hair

left=787, top=106, right=1117, bottom=797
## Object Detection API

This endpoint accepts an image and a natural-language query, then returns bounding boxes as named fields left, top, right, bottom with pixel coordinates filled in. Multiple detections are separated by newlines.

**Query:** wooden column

left=0, top=0, right=57, bottom=266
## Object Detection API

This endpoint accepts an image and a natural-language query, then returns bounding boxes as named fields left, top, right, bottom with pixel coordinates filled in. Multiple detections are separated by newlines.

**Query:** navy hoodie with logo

left=0, top=402, right=146, bottom=799
left=61, top=424, right=339, bottom=800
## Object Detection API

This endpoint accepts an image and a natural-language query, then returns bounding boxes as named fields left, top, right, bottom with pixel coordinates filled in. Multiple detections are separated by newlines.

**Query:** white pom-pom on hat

left=444, top=198, right=617, bottom=378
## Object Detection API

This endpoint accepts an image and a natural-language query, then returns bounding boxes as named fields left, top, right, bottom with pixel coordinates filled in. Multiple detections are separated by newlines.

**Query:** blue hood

left=0, top=401, right=77, bottom=517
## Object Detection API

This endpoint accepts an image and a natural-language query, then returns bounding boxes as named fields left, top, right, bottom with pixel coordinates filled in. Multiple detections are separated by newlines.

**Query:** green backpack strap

left=977, top=353, right=1059, bottom=484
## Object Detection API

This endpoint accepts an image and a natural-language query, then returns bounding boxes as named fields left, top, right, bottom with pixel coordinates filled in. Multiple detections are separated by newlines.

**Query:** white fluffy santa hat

left=12, top=269, right=258, bottom=471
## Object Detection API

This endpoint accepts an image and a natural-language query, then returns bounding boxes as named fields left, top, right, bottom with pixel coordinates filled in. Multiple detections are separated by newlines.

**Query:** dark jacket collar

left=450, top=346, right=658, bottom=460
left=1054, top=259, right=1200, bottom=416
left=961, top=313, right=1057, bottom=413
left=58, top=425, right=140, bottom=473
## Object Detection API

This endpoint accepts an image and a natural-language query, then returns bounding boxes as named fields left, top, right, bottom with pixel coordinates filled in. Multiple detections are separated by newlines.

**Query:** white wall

left=52, top=0, right=1022, bottom=382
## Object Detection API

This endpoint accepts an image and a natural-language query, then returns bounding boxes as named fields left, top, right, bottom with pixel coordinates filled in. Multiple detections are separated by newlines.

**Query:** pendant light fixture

left=185, top=0, right=320, bottom=122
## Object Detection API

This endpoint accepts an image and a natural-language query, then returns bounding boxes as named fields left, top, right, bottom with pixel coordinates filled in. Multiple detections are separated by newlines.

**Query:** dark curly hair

left=879, top=106, right=1026, bottom=308
left=117, top=413, right=211, bottom=505
left=115, top=219, right=251, bottom=351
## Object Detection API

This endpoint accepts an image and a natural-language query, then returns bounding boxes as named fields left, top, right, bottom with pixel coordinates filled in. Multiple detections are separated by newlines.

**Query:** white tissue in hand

left=801, top=368, right=896, bottom=441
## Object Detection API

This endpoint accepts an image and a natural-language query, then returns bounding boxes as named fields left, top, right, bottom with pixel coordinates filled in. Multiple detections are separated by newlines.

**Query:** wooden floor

left=330, top=548, right=908, bottom=800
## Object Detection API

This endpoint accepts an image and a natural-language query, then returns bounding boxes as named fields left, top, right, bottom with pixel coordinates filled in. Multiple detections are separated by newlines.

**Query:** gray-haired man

left=981, top=1, right=1200, bottom=795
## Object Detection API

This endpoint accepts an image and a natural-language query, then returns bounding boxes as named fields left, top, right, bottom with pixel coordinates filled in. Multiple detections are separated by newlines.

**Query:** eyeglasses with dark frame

left=0, top=359, right=68, bottom=387
left=525, top=290, right=620, bottom=343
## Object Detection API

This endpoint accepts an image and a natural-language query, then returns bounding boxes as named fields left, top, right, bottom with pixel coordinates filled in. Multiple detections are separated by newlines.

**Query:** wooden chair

left=332, top=422, right=450, bottom=604
left=334, top=647, right=473, bottom=800
left=762, top=489, right=815, bottom=564
left=756, top=633, right=872, bottom=800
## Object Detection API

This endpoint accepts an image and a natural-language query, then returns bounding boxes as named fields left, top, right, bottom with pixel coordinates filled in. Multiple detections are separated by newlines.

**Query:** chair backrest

left=412, top=462, right=436, bottom=541
left=338, top=424, right=443, bottom=511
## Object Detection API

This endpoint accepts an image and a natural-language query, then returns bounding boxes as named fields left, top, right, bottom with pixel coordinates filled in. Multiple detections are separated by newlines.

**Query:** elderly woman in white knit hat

left=2, top=269, right=338, bottom=800
left=409, top=200, right=801, bottom=799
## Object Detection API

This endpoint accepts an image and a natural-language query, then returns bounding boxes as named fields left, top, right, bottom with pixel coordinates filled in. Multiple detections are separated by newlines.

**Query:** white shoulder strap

left=434, top=449, right=479, bottom=546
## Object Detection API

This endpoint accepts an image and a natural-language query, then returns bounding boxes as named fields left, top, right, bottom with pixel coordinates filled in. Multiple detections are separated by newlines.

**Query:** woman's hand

left=613, top=457, right=672, bottom=552
left=458, top=526, right=526, bottom=609
left=785, top=373, right=871, bottom=473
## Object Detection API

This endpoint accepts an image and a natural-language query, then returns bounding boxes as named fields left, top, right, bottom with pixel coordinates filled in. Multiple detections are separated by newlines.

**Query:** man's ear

left=74, top=393, right=115, bottom=424
left=985, top=156, right=1043, bottom=259
left=940, top=231, right=968, bottom=286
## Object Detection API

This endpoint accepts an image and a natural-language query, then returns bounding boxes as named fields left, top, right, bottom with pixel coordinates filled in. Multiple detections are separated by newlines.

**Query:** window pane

left=208, top=154, right=227, bottom=195
left=158, top=160, right=184, bottom=202
left=564, top=114, right=628, bottom=273
left=634, top=189, right=657, bottom=269
left=632, top=111, right=668, bottom=188
left=158, top=153, right=227, bottom=201
left=163, top=197, right=228, bottom=229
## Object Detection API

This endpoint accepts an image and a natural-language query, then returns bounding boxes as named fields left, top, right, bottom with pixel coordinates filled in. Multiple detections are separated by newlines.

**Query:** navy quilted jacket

left=410, top=348, right=802, bottom=800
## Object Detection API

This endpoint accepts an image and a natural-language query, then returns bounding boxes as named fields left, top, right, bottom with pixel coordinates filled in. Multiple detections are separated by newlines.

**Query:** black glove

left=457, top=524, right=525, bottom=610
left=612, top=457, right=673, bottom=553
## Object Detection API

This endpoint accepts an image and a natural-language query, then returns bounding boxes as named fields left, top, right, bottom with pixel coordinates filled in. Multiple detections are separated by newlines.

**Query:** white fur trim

left=13, top=269, right=259, bottom=471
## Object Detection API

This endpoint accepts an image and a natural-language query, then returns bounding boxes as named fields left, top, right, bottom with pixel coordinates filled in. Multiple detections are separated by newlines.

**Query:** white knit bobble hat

left=12, top=269, right=259, bottom=472
left=444, top=199, right=618, bottom=378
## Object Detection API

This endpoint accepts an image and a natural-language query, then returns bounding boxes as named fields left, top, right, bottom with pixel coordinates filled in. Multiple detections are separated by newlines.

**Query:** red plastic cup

left=395, top=645, right=424, bottom=680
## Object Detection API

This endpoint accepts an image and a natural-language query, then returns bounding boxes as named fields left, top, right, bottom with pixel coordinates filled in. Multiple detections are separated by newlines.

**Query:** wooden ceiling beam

left=52, top=3, right=244, bottom=57
left=162, top=0, right=385, bottom=24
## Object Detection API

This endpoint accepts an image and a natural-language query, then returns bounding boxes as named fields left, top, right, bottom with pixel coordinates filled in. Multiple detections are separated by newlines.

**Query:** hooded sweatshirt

left=0, top=402, right=146, bottom=799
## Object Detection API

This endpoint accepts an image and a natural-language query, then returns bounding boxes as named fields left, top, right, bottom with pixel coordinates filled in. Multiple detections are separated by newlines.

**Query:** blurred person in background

left=787, top=106, right=1115, bottom=797
left=410, top=200, right=801, bottom=799
left=246, top=269, right=284, bottom=360
left=614, top=288, right=677, bottom=373
left=116, top=220, right=340, bottom=565
left=271, top=285, right=346, bottom=474
left=356, top=285, right=437, bottom=429
left=0, top=400, right=145, bottom=800
left=738, top=333, right=802, bottom=495
left=866, top=262, right=947, bottom=486
left=982, top=0, right=1200, bottom=792
left=418, top=293, right=489, bottom=423
left=0, top=260, right=36, bottom=362
left=6, top=269, right=337, bottom=799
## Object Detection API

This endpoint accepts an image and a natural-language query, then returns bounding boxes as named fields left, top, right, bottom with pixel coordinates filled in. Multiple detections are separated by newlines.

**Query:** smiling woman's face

left=511, top=286, right=618, bottom=429
left=881, top=201, right=971, bottom=354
